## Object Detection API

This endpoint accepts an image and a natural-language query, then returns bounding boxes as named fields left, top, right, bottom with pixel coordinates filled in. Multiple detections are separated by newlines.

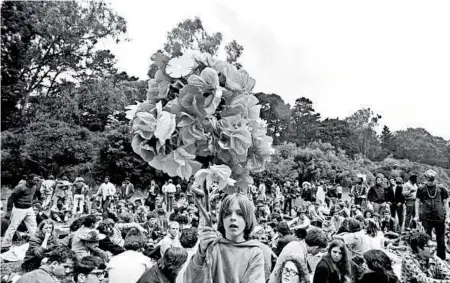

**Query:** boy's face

left=149, top=218, right=156, bottom=225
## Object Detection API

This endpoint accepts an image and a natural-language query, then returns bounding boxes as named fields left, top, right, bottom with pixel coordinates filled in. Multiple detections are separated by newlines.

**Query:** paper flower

left=128, top=50, right=274, bottom=193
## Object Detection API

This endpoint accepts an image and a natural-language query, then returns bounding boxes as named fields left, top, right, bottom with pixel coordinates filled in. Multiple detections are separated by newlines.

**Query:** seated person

left=134, top=206, right=147, bottom=224
left=401, top=232, right=450, bottom=282
left=380, top=209, right=400, bottom=235
left=73, top=255, right=106, bottom=283
left=143, top=212, right=163, bottom=242
left=50, top=199, right=70, bottom=223
left=22, top=220, right=59, bottom=272
left=288, top=208, right=311, bottom=230
left=97, top=218, right=125, bottom=256
left=16, top=246, right=74, bottom=283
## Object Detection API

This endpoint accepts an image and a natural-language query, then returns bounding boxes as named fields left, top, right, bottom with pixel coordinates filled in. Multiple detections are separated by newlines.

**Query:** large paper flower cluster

left=127, top=50, right=274, bottom=193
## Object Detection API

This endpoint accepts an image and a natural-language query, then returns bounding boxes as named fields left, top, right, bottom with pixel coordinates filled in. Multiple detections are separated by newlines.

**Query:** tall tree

left=148, top=17, right=244, bottom=78
left=345, top=108, right=382, bottom=160
left=288, top=97, right=321, bottom=146
left=1, top=1, right=127, bottom=129
left=254, top=93, right=291, bottom=145
left=380, top=125, right=394, bottom=154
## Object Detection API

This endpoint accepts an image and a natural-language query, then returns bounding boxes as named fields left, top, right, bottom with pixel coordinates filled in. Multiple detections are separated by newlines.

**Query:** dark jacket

left=367, top=185, right=386, bottom=204
left=137, top=264, right=172, bottom=283
left=99, top=237, right=125, bottom=256
left=22, top=230, right=58, bottom=272
left=356, top=271, right=400, bottom=283
left=313, top=255, right=347, bottom=283
left=386, top=185, right=405, bottom=204
left=7, top=183, right=37, bottom=211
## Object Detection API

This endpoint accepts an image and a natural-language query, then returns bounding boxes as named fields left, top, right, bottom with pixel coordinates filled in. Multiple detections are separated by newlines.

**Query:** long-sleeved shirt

left=184, top=238, right=265, bottom=283
left=96, top=182, right=116, bottom=201
left=7, top=183, right=37, bottom=211
left=401, top=253, right=450, bottom=283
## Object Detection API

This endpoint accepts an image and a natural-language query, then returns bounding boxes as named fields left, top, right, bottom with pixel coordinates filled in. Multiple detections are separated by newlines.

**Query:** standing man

left=389, top=177, right=405, bottom=230
left=415, top=169, right=449, bottom=260
left=403, top=173, right=418, bottom=230
left=120, top=177, right=134, bottom=201
left=283, top=181, right=293, bottom=216
left=72, top=177, right=88, bottom=217
left=351, top=175, right=368, bottom=209
left=41, top=175, right=56, bottom=210
left=165, top=179, right=177, bottom=213
left=96, top=176, right=116, bottom=212
left=1, top=174, right=39, bottom=251
left=368, top=174, right=387, bottom=213
left=145, top=180, right=159, bottom=211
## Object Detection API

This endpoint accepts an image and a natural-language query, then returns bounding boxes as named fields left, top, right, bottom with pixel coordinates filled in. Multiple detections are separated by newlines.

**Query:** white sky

left=105, top=0, right=450, bottom=140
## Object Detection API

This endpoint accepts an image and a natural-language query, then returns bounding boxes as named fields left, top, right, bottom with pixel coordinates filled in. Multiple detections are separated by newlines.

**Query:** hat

left=79, top=230, right=106, bottom=242
left=168, top=179, right=173, bottom=183
left=74, top=177, right=85, bottom=183
left=395, top=177, right=403, bottom=184
left=61, top=176, right=69, bottom=181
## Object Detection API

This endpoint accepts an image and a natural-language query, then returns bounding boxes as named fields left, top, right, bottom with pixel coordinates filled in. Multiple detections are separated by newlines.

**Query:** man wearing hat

left=415, top=169, right=449, bottom=260
left=52, top=176, right=72, bottom=210
left=73, top=177, right=88, bottom=217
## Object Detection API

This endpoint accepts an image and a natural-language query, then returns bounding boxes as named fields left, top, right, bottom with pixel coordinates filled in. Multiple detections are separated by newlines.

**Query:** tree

left=30, top=78, right=147, bottom=131
left=287, top=97, right=321, bottom=146
left=1, top=1, right=127, bottom=129
left=148, top=17, right=244, bottom=78
left=315, top=118, right=354, bottom=154
left=254, top=93, right=291, bottom=145
left=380, top=125, right=394, bottom=157
left=345, top=108, right=382, bottom=160
left=391, top=128, right=449, bottom=168
left=225, top=40, right=244, bottom=69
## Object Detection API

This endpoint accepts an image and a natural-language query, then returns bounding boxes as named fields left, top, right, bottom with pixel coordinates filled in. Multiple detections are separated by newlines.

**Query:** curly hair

left=271, top=254, right=309, bottom=283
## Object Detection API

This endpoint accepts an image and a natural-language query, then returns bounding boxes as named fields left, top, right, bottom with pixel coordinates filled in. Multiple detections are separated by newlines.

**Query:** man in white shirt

left=159, top=221, right=181, bottom=257
left=107, top=228, right=153, bottom=283
left=41, top=175, right=56, bottom=209
left=96, top=176, right=116, bottom=212
left=165, top=179, right=177, bottom=213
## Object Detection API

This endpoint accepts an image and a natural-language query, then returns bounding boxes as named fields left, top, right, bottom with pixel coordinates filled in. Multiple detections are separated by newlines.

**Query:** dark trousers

left=284, top=198, right=292, bottom=215
left=404, top=199, right=415, bottom=229
left=391, top=203, right=404, bottom=229
left=102, top=197, right=111, bottom=212
left=167, top=195, right=174, bottom=213
left=422, top=219, right=446, bottom=260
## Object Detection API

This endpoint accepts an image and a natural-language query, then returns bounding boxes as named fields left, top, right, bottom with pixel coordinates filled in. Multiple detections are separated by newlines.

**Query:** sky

left=104, top=0, right=450, bottom=140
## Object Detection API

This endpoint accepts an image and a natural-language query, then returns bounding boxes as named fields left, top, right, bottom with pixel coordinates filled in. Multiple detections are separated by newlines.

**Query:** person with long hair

left=22, top=219, right=59, bottom=272
left=184, top=193, right=265, bottom=283
left=358, top=249, right=400, bottom=283
left=137, top=247, right=188, bottom=283
left=269, top=254, right=309, bottom=283
left=313, top=239, right=352, bottom=283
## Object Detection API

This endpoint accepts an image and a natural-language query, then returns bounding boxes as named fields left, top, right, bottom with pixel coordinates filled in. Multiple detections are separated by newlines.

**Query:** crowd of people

left=0, top=168, right=449, bottom=283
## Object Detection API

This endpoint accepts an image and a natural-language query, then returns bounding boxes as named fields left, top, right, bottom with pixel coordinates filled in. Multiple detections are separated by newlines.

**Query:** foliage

left=254, top=93, right=291, bottom=145
left=256, top=141, right=450, bottom=188
left=391, top=128, right=450, bottom=169
left=129, top=51, right=274, bottom=192
left=287, top=97, right=321, bottom=146
left=225, top=40, right=244, bottom=69
left=345, top=108, right=383, bottom=160
left=1, top=1, right=126, bottom=129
